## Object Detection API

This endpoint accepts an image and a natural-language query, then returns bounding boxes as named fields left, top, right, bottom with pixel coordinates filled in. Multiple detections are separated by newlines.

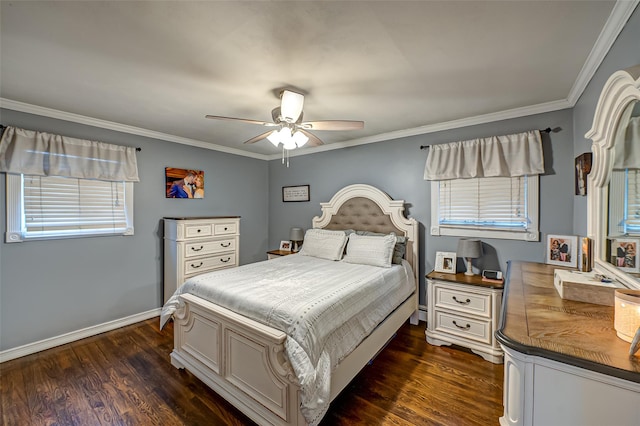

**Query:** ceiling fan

left=205, top=90, right=364, bottom=150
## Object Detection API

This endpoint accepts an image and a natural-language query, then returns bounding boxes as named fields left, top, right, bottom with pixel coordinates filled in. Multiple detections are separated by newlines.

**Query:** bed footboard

left=171, top=293, right=306, bottom=426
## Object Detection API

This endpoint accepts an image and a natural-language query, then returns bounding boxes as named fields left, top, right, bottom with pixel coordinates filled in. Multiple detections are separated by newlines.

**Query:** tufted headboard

left=312, top=184, right=419, bottom=285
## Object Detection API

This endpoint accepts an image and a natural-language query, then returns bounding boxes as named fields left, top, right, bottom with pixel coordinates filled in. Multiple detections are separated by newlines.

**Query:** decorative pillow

left=355, top=231, right=407, bottom=264
left=342, top=233, right=396, bottom=268
left=298, top=228, right=348, bottom=261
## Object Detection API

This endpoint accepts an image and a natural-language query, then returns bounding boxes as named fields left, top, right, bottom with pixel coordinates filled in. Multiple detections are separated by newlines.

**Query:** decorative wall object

left=545, top=234, right=578, bottom=268
left=575, top=152, right=592, bottom=195
left=165, top=167, right=204, bottom=198
left=434, top=251, right=457, bottom=274
left=282, top=185, right=310, bottom=202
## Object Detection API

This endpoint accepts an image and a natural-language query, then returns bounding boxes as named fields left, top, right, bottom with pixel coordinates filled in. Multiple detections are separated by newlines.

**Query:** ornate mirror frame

left=586, top=64, right=640, bottom=290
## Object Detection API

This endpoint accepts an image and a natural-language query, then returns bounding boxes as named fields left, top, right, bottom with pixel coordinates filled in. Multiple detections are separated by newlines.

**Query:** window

left=5, top=174, right=134, bottom=242
left=609, top=169, right=640, bottom=237
left=430, top=175, right=539, bottom=241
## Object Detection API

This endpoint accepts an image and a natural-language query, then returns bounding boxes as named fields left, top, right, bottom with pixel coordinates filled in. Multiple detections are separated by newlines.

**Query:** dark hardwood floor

left=1, top=319, right=503, bottom=425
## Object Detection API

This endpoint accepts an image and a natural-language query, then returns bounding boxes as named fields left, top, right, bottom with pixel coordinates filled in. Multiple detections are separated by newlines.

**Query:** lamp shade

left=457, top=238, right=482, bottom=259
left=290, top=227, right=304, bottom=241
left=614, top=289, right=640, bottom=343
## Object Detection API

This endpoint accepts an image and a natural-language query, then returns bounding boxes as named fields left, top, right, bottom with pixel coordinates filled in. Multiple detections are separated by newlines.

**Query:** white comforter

left=160, top=254, right=415, bottom=425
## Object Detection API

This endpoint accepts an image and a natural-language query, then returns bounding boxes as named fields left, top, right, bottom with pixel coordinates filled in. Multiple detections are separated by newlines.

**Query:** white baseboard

left=0, top=308, right=162, bottom=363
left=418, top=304, right=427, bottom=323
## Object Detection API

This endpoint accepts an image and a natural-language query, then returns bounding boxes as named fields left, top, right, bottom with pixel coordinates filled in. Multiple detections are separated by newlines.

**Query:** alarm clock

left=482, top=270, right=503, bottom=280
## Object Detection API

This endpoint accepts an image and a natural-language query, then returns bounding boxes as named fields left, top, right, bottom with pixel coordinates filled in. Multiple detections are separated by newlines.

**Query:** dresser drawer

left=184, top=252, right=236, bottom=275
left=214, top=222, right=237, bottom=235
left=434, top=311, right=492, bottom=345
left=435, top=285, right=491, bottom=318
left=184, top=223, right=213, bottom=238
left=184, top=238, right=236, bottom=258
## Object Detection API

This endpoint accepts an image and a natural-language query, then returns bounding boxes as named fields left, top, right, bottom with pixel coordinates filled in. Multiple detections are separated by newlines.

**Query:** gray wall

left=268, top=109, right=575, bottom=305
left=0, top=109, right=269, bottom=350
left=573, top=6, right=640, bottom=234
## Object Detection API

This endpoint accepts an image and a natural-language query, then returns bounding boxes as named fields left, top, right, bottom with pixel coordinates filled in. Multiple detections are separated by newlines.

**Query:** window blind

left=625, top=169, right=640, bottom=233
left=438, top=176, right=528, bottom=230
left=23, top=175, right=128, bottom=238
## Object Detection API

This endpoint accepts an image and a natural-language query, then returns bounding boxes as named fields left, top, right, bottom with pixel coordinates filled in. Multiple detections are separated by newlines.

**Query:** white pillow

left=298, top=228, right=348, bottom=261
left=342, top=233, right=396, bottom=268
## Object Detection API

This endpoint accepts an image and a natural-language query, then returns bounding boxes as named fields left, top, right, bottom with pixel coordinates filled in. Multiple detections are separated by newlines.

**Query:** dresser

left=496, top=261, right=640, bottom=426
left=163, top=217, right=240, bottom=303
left=426, top=271, right=504, bottom=364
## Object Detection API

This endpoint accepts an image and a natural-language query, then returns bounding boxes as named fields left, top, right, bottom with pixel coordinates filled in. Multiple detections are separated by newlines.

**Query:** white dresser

left=426, top=271, right=504, bottom=364
left=163, top=217, right=240, bottom=303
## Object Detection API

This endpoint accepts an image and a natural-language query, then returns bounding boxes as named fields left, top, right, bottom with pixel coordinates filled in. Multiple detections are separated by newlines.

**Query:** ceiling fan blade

left=243, top=130, right=276, bottom=144
left=299, top=129, right=324, bottom=147
left=280, top=90, right=304, bottom=123
left=300, top=120, right=364, bottom=131
left=205, top=115, right=277, bottom=127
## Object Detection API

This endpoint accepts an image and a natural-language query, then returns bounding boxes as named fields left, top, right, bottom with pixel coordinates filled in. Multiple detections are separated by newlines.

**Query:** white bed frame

left=169, top=184, right=419, bottom=426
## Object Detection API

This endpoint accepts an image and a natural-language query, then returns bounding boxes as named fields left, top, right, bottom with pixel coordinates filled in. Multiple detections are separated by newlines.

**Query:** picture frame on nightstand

left=279, top=240, right=292, bottom=251
left=434, top=251, right=457, bottom=274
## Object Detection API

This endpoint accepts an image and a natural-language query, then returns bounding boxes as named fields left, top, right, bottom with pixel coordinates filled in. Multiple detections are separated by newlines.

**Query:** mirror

left=586, top=64, right=640, bottom=290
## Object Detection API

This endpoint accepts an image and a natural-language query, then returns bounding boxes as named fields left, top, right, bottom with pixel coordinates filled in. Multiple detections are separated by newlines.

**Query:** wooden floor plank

left=1, top=318, right=503, bottom=425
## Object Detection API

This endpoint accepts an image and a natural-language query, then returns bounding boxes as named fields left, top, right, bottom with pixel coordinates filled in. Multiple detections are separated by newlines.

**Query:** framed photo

left=610, top=238, right=639, bottom=273
left=435, top=251, right=457, bottom=274
left=282, top=185, right=310, bottom=202
left=574, top=152, right=592, bottom=196
left=545, top=234, right=578, bottom=268
left=279, top=240, right=292, bottom=252
left=165, top=167, right=204, bottom=199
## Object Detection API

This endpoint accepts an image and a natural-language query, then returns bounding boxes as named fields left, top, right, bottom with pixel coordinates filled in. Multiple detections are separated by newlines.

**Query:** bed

left=161, top=184, right=419, bottom=426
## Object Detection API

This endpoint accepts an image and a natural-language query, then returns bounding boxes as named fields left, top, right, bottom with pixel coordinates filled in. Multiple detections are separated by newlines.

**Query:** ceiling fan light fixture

left=267, top=129, right=280, bottom=147
left=292, top=130, right=309, bottom=147
left=280, top=90, right=304, bottom=123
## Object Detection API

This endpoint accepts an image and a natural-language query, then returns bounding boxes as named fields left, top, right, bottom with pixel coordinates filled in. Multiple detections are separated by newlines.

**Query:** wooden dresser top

left=496, top=261, right=640, bottom=383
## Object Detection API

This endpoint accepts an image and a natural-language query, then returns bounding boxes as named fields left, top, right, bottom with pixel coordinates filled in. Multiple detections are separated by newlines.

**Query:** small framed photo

left=279, top=240, right=292, bottom=252
left=545, top=234, right=578, bottom=268
left=282, top=185, right=310, bottom=202
left=610, top=238, right=639, bottom=273
left=435, top=251, right=457, bottom=274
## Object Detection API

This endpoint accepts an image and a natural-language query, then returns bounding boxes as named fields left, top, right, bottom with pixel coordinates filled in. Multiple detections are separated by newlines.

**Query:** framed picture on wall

left=610, top=238, right=639, bottom=273
left=545, top=234, right=578, bottom=268
left=575, top=152, right=592, bottom=196
left=282, top=185, right=310, bottom=202
left=165, top=167, right=204, bottom=199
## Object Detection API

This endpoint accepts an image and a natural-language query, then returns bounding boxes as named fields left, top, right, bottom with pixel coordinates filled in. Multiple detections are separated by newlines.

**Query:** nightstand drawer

left=184, top=239, right=236, bottom=258
left=184, top=253, right=236, bottom=274
left=214, top=222, right=237, bottom=235
left=435, top=286, right=491, bottom=318
left=184, top=224, right=213, bottom=238
left=434, top=311, right=492, bottom=345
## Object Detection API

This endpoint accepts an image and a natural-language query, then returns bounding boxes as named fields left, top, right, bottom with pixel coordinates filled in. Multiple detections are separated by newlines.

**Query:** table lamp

left=457, top=238, right=482, bottom=276
left=290, top=227, right=304, bottom=252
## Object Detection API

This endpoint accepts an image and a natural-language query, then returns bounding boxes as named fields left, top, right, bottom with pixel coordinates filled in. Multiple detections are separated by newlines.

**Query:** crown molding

left=566, top=0, right=640, bottom=106
left=272, top=98, right=572, bottom=160
left=0, top=98, right=269, bottom=161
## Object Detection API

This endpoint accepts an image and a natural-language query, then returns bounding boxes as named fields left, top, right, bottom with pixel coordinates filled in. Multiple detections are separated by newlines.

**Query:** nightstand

left=426, top=270, right=504, bottom=364
left=267, top=249, right=295, bottom=260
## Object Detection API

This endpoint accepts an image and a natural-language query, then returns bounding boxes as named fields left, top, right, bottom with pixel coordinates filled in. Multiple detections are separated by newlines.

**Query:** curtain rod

left=419, top=127, right=553, bottom=150
left=0, top=124, right=142, bottom=152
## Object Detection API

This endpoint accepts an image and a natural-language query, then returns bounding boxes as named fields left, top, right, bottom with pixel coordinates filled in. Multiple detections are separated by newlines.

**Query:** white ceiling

left=0, top=1, right=636, bottom=159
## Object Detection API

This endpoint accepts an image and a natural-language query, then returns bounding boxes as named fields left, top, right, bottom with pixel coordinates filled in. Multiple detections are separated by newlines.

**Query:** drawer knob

left=220, top=257, right=231, bottom=263
left=191, top=246, right=204, bottom=251
left=197, top=229, right=201, bottom=233
left=220, top=242, right=231, bottom=247
left=224, top=227, right=228, bottom=230
left=191, top=262, right=204, bottom=269
left=452, top=296, right=471, bottom=305
left=452, top=320, right=471, bottom=330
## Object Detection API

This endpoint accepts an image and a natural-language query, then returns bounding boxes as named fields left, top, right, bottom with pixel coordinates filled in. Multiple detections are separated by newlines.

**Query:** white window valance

left=614, top=116, right=640, bottom=170
left=0, top=126, right=139, bottom=182
left=423, top=130, right=544, bottom=181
